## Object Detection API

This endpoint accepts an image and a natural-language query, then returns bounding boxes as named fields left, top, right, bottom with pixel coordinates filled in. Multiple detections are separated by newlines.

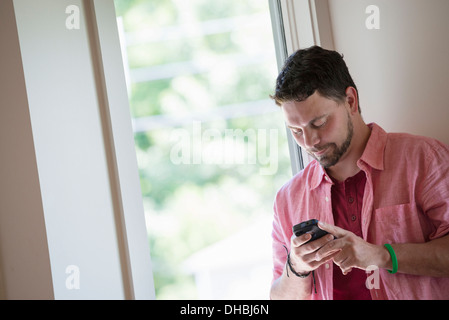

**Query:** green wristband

left=384, top=244, right=398, bottom=274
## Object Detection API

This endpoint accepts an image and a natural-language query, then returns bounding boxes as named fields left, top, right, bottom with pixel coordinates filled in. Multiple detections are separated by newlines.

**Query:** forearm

left=391, top=234, right=449, bottom=277
left=270, top=267, right=312, bottom=300
left=317, top=221, right=449, bottom=277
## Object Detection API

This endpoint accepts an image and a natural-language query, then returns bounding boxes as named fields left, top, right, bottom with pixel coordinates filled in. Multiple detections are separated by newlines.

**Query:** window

left=114, top=0, right=291, bottom=299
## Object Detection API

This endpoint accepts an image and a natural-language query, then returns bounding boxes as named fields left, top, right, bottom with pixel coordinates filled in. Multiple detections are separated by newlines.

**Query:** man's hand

left=316, top=221, right=391, bottom=274
left=271, top=230, right=338, bottom=300
left=289, top=229, right=339, bottom=274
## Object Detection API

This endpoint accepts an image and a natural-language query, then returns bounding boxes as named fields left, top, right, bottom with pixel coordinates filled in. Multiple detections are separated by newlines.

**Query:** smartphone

left=292, top=219, right=328, bottom=243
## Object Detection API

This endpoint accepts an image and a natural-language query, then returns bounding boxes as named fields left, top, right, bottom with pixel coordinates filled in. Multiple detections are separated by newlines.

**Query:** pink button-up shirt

left=272, top=123, right=449, bottom=299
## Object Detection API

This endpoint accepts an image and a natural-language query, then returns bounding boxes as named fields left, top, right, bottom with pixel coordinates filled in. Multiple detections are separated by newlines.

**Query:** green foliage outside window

left=115, top=0, right=290, bottom=299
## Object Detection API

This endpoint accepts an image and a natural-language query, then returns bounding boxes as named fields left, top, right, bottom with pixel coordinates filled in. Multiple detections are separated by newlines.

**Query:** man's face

left=281, top=91, right=354, bottom=168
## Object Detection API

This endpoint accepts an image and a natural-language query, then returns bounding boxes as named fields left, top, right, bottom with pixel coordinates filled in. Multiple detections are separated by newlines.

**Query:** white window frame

left=268, top=0, right=335, bottom=174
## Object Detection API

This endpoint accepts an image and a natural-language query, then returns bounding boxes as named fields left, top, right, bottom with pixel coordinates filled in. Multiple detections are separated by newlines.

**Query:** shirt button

left=325, top=196, right=329, bottom=202
left=325, top=263, right=330, bottom=269
left=351, top=215, right=356, bottom=221
left=348, top=197, right=354, bottom=203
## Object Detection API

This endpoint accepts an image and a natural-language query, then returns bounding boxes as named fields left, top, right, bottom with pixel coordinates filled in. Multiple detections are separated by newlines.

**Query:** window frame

left=268, top=0, right=334, bottom=174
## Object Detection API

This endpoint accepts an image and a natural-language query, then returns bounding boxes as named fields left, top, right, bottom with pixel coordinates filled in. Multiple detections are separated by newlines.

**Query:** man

left=270, top=46, right=449, bottom=300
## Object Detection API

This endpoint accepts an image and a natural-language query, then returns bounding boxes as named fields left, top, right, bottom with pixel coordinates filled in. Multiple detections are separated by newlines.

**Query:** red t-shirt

left=331, top=170, right=372, bottom=300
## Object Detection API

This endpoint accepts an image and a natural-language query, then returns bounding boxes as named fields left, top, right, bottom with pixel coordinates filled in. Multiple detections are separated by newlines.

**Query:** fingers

left=318, top=221, right=348, bottom=238
left=316, top=229, right=370, bottom=275
left=342, top=268, right=353, bottom=275
left=292, top=233, right=334, bottom=254
left=290, top=222, right=376, bottom=275
left=289, top=222, right=363, bottom=275
left=291, top=232, right=312, bottom=247
left=331, top=251, right=353, bottom=274
left=288, top=233, right=336, bottom=274
left=315, top=236, right=344, bottom=261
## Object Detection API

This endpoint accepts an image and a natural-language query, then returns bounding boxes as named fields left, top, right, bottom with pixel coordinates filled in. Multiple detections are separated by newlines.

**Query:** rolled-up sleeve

left=420, top=139, right=449, bottom=240
left=271, top=191, right=288, bottom=283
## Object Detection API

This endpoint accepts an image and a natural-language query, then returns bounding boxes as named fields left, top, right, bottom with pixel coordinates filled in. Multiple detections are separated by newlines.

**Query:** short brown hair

left=271, top=46, right=361, bottom=113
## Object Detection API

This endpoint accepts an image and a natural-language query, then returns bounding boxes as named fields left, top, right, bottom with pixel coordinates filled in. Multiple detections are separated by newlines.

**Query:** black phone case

left=292, top=219, right=328, bottom=243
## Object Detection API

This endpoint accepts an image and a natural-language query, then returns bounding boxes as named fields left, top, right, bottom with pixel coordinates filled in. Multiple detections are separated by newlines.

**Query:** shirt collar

left=310, top=163, right=332, bottom=190
left=309, top=123, right=387, bottom=190
left=358, top=123, right=387, bottom=171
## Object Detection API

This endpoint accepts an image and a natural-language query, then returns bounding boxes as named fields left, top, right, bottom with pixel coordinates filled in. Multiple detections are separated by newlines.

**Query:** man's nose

left=303, top=128, right=320, bottom=149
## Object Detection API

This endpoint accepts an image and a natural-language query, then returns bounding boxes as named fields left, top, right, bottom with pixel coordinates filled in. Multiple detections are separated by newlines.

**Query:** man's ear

left=345, top=86, right=359, bottom=115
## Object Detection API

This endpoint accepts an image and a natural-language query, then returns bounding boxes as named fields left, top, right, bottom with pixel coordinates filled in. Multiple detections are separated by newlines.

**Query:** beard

left=308, top=113, right=354, bottom=168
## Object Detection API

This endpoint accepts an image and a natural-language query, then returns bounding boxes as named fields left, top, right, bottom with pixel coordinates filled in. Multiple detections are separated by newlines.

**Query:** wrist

left=282, top=246, right=317, bottom=294
left=286, top=253, right=311, bottom=277
left=384, top=244, right=398, bottom=274
left=282, top=245, right=311, bottom=277
left=377, top=243, right=393, bottom=271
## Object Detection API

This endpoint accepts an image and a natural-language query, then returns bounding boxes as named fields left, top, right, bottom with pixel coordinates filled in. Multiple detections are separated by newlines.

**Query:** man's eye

left=291, top=128, right=302, bottom=135
left=313, top=119, right=327, bottom=128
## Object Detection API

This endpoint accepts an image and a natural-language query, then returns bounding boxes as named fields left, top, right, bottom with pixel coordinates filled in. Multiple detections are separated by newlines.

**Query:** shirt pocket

left=372, top=203, right=425, bottom=244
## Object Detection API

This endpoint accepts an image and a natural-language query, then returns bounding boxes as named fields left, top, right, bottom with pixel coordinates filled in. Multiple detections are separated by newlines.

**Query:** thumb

left=318, top=220, right=347, bottom=238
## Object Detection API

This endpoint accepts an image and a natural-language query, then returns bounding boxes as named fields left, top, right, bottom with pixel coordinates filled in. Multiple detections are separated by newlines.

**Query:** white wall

left=0, top=0, right=154, bottom=299
left=327, top=0, right=449, bottom=145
